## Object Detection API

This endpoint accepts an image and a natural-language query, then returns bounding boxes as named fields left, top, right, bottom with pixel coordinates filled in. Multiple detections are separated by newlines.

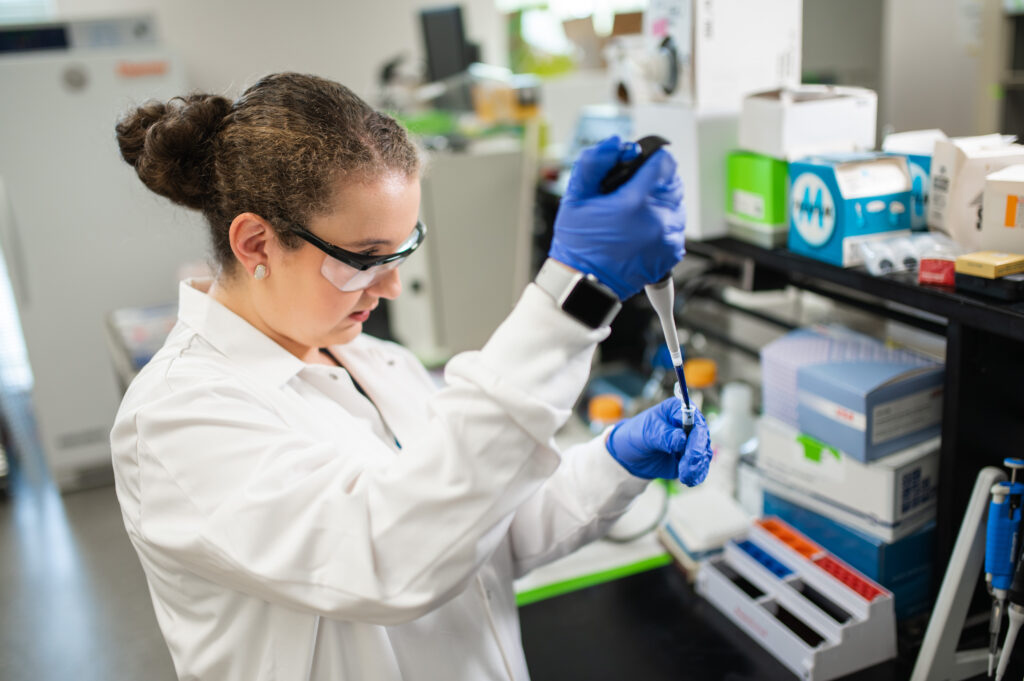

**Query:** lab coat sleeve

left=507, top=433, right=649, bottom=578
left=115, top=284, right=608, bottom=626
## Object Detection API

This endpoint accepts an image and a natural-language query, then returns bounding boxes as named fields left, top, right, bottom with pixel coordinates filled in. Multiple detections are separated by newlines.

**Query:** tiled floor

left=0, top=390, right=176, bottom=681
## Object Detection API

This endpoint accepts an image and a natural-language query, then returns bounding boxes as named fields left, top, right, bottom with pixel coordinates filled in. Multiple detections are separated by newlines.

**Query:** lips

left=348, top=309, right=371, bottom=322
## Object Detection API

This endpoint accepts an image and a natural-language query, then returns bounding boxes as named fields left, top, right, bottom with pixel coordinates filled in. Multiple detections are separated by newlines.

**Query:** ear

left=228, top=213, right=274, bottom=277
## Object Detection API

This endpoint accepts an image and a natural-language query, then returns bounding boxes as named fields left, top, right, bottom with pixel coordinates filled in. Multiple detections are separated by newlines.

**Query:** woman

left=111, top=72, right=711, bottom=681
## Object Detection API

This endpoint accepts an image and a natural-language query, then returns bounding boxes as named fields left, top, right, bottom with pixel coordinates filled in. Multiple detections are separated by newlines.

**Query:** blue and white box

left=882, top=129, right=948, bottom=231
left=761, top=325, right=944, bottom=462
left=788, top=153, right=913, bottom=267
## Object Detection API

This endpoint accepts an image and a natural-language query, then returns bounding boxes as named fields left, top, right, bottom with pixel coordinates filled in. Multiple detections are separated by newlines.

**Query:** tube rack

left=695, top=517, right=897, bottom=681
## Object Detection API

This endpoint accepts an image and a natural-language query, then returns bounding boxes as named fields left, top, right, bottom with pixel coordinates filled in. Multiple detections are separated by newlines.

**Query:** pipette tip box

left=696, top=517, right=897, bottom=681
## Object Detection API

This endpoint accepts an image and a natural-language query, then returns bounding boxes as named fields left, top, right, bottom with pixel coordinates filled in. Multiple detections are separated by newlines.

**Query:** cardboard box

left=757, top=416, right=939, bottom=528
left=762, top=491, right=935, bottom=619
left=927, top=134, right=1024, bottom=251
left=787, top=153, right=913, bottom=267
left=658, top=485, right=751, bottom=581
left=633, top=102, right=737, bottom=240
left=726, top=150, right=789, bottom=247
left=643, top=0, right=801, bottom=111
left=882, top=129, right=948, bottom=231
left=739, top=85, right=877, bottom=161
left=954, top=250, right=1024, bottom=278
left=760, top=325, right=944, bottom=461
left=797, top=350, right=943, bottom=463
left=981, top=164, right=1024, bottom=253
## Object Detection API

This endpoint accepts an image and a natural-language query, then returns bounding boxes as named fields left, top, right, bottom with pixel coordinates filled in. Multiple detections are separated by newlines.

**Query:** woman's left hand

left=605, top=398, right=712, bottom=486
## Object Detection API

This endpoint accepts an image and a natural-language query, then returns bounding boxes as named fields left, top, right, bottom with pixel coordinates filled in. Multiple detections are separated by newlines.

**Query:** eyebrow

left=345, top=238, right=392, bottom=249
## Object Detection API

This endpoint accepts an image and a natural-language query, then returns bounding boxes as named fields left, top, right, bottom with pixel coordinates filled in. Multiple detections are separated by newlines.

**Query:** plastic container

left=684, top=357, right=719, bottom=414
left=708, top=382, right=757, bottom=497
left=588, top=393, right=624, bottom=434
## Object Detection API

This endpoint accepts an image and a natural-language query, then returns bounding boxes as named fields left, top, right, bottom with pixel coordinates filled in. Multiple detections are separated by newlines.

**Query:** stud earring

left=253, top=264, right=268, bottom=280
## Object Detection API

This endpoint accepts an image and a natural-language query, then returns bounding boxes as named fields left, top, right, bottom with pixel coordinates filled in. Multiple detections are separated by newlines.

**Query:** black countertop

left=520, top=564, right=911, bottom=681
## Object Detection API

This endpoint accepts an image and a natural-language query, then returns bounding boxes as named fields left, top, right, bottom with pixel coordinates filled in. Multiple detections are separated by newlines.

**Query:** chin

left=328, top=321, right=363, bottom=346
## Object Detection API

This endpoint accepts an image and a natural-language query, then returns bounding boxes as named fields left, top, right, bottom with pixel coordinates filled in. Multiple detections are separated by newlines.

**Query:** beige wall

left=54, top=0, right=507, bottom=99
left=880, top=0, right=996, bottom=136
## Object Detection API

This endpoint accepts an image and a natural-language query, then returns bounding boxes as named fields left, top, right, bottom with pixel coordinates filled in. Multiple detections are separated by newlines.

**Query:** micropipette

left=987, top=458, right=1024, bottom=676
left=599, top=135, right=695, bottom=433
left=995, top=490, right=1024, bottom=681
left=646, top=278, right=695, bottom=433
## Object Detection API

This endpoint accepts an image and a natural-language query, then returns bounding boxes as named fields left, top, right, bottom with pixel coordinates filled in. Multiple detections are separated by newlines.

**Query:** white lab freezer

left=0, top=34, right=206, bottom=488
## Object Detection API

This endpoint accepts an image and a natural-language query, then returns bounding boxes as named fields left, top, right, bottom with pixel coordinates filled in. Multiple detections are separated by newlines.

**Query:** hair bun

left=115, top=94, right=231, bottom=210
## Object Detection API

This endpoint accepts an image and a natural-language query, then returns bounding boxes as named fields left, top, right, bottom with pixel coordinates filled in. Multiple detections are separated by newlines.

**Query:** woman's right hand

left=548, top=136, right=686, bottom=301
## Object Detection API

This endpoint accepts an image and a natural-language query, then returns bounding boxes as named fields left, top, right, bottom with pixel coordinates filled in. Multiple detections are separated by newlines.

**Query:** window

left=0, top=0, right=55, bottom=24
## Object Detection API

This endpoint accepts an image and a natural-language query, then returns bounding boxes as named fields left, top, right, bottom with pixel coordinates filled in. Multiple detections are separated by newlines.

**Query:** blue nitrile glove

left=549, top=135, right=686, bottom=300
left=606, top=398, right=712, bottom=486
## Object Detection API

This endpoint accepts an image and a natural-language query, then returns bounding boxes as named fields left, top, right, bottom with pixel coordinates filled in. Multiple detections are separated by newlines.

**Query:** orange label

left=1005, top=195, right=1018, bottom=228
left=117, top=61, right=169, bottom=78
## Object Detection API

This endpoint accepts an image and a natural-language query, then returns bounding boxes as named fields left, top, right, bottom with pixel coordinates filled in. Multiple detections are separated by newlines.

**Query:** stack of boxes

left=949, top=138, right=1024, bottom=301
left=726, top=85, right=884, bottom=255
left=927, top=134, right=1024, bottom=251
left=757, top=325, right=944, bottom=619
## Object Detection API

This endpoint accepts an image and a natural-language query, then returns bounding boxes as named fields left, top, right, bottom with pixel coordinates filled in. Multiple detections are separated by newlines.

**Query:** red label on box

left=919, top=258, right=956, bottom=286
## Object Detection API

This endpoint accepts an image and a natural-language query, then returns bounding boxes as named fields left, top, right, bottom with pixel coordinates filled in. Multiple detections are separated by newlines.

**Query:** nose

left=367, top=267, right=402, bottom=300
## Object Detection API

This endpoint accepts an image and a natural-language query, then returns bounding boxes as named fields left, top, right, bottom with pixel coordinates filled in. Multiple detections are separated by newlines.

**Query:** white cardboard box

left=928, top=134, right=1024, bottom=251
left=980, top=164, right=1024, bottom=254
left=633, top=102, right=737, bottom=240
left=643, top=0, right=802, bottom=111
left=882, top=129, right=948, bottom=156
left=739, top=85, right=877, bottom=161
left=759, top=475, right=934, bottom=544
left=757, top=416, right=939, bottom=529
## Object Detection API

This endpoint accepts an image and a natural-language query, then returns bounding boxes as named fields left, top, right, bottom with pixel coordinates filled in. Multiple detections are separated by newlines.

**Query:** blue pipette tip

left=672, top=369, right=695, bottom=435
left=673, top=365, right=691, bottom=408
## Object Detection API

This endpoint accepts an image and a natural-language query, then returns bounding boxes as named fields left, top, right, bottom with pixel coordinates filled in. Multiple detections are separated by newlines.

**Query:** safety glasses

left=292, top=221, right=426, bottom=292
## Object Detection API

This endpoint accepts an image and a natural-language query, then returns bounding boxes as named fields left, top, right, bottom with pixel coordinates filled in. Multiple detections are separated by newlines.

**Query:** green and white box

left=727, top=150, right=789, bottom=247
left=757, top=416, right=938, bottom=541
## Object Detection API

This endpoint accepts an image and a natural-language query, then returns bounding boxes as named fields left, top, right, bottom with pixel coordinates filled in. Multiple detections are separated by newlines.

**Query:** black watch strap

left=534, top=259, right=622, bottom=329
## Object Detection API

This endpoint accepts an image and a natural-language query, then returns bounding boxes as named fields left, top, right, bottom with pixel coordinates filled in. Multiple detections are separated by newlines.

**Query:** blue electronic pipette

left=599, top=135, right=694, bottom=433
left=986, top=458, right=1024, bottom=677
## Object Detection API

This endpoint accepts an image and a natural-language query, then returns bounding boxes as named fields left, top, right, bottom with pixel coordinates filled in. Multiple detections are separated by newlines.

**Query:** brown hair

left=115, top=72, right=420, bottom=271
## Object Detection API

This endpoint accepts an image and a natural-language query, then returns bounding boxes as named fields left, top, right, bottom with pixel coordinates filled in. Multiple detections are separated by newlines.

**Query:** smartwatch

left=534, top=258, right=622, bottom=329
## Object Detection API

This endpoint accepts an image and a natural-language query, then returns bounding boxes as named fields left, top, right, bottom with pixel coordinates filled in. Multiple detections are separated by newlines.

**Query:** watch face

left=563, top=279, right=616, bottom=328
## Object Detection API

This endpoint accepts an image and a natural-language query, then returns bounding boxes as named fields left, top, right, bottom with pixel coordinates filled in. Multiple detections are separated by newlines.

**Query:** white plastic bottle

left=707, top=382, right=756, bottom=498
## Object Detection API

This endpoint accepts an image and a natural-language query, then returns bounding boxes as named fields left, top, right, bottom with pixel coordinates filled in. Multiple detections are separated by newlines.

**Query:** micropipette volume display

left=597, top=135, right=694, bottom=434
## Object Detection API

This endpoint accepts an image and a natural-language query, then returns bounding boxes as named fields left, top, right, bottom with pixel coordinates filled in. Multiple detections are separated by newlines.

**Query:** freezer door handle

left=0, top=178, right=30, bottom=308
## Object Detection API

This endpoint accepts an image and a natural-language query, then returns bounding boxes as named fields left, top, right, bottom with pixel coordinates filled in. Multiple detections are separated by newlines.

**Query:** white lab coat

left=111, top=279, right=649, bottom=681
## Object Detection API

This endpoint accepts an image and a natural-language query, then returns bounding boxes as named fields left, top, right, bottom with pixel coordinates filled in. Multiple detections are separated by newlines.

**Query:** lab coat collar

left=176, top=278, right=306, bottom=387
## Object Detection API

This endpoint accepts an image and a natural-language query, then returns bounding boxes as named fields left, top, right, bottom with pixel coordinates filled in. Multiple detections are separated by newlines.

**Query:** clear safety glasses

left=292, top=221, right=426, bottom=292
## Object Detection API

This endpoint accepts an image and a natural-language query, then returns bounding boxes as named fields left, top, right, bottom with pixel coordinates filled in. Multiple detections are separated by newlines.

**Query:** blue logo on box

left=791, top=173, right=836, bottom=247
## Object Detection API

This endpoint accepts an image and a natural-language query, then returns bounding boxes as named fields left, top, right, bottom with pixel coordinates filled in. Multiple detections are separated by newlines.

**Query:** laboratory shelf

left=684, top=236, right=1024, bottom=607
left=686, top=237, right=1024, bottom=343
